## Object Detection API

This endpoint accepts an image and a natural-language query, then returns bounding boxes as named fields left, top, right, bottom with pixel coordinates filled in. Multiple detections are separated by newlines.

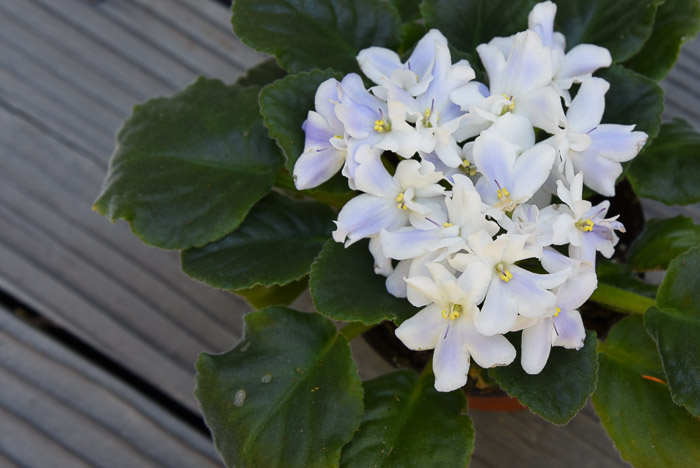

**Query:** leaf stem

left=589, top=283, right=656, bottom=314
left=340, top=321, right=373, bottom=341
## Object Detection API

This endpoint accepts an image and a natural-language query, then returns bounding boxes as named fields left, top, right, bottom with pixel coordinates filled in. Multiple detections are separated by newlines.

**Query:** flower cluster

left=293, top=2, right=647, bottom=392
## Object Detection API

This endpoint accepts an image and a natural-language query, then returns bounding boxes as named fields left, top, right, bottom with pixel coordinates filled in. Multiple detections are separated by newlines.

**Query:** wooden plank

left=127, top=0, right=267, bottom=71
left=27, top=0, right=199, bottom=88
left=0, top=306, right=222, bottom=467
left=97, top=0, right=248, bottom=81
left=0, top=0, right=171, bottom=100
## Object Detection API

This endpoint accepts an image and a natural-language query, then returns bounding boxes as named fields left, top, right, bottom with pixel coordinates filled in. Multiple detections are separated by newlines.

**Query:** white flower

left=514, top=248, right=595, bottom=374
left=333, top=149, right=446, bottom=245
left=548, top=78, right=647, bottom=196
left=472, top=128, right=555, bottom=217
left=396, top=263, right=516, bottom=392
left=358, top=29, right=448, bottom=96
left=551, top=173, right=625, bottom=265
left=379, top=174, right=497, bottom=262
left=450, top=231, right=567, bottom=335
left=451, top=30, right=565, bottom=138
left=293, top=78, right=347, bottom=190
left=527, top=1, right=612, bottom=104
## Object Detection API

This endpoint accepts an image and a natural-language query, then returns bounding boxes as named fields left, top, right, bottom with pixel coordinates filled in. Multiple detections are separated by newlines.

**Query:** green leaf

left=553, top=0, right=664, bottom=62
left=93, top=78, right=284, bottom=249
left=645, top=247, right=700, bottom=417
left=598, top=64, right=663, bottom=141
left=310, top=240, right=419, bottom=325
left=232, top=0, right=401, bottom=74
left=420, top=0, right=537, bottom=55
left=596, top=259, right=657, bottom=299
left=259, top=69, right=351, bottom=197
left=181, top=192, right=334, bottom=290
left=627, top=118, right=700, bottom=206
left=235, top=278, right=308, bottom=309
left=628, top=216, right=700, bottom=271
left=624, top=0, right=700, bottom=80
left=340, top=370, right=474, bottom=468
left=196, top=306, right=364, bottom=468
left=237, top=59, right=287, bottom=87
left=593, top=315, right=700, bottom=468
left=489, top=331, right=598, bottom=425
left=391, top=0, right=421, bottom=22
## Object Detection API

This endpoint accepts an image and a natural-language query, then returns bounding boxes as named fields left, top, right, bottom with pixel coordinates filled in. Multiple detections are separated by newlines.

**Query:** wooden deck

left=0, top=0, right=698, bottom=466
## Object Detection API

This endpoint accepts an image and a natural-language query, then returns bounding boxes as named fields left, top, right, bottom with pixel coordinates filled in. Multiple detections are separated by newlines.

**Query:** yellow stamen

left=496, top=263, right=513, bottom=282
left=443, top=222, right=453, bottom=228
left=461, top=160, right=477, bottom=176
left=442, top=304, right=462, bottom=320
left=333, top=135, right=343, bottom=139
left=497, top=187, right=511, bottom=200
left=577, top=219, right=595, bottom=232
left=554, top=307, right=561, bottom=317
left=500, top=94, right=515, bottom=113
left=396, top=192, right=408, bottom=210
left=374, top=119, right=390, bottom=133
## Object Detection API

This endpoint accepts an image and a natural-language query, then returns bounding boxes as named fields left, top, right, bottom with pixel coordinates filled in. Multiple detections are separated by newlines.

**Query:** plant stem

left=340, top=321, right=373, bottom=341
left=589, top=283, right=656, bottom=315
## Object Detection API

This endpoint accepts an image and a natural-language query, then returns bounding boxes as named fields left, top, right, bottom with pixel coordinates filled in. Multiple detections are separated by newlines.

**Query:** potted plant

left=94, top=1, right=700, bottom=466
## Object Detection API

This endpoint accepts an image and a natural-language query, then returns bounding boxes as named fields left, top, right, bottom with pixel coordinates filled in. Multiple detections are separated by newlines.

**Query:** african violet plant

left=94, top=0, right=700, bottom=467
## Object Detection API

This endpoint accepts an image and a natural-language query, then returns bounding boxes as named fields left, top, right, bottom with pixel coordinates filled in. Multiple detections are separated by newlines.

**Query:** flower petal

left=357, top=47, right=403, bottom=86
left=433, top=314, right=472, bottom=392
left=566, top=77, right=608, bottom=133
left=476, top=278, right=518, bottom=335
left=521, top=318, right=554, bottom=374
left=559, top=44, right=612, bottom=82
left=395, top=303, right=446, bottom=351
left=333, top=194, right=406, bottom=245
left=293, top=146, right=345, bottom=190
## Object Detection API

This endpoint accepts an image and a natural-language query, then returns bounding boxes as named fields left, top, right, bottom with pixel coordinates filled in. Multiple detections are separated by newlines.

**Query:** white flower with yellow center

left=333, top=148, right=446, bottom=246
left=551, top=173, right=625, bottom=265
left=450, top=231, right=568, bottom=336
left=396, top=262, right=516, bottom=392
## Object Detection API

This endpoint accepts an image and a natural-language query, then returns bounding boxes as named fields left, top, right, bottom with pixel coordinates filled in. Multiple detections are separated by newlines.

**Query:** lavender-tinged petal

left=353, top=145, right=398, bottom=198
left=405, top=274, right=446, bottom=306
left=408, top=29, right=448, bottom=81
left=433, top=315, right=472, bottom=392
left=333, top=194, right=406, bottom=245
left=528, top=1, right=557, bottom=48
left=585, top=124, right=648, bottom=162
left=489, top=112, right=535, bottom=150
left=456, top=259, right=492, bottom=304
left=293, top=146, right=346, bottom=190
left=357, top=47, right=403, bottom=86
left=502, top=31, right=553, bottom=97
left=476, top=44, right=507, bottom=92
left=450, top=81, right=490, bottom=112
left=314, top=78, right=343, bottom=128
left=570, top=152, right=623, bottom=197
left=558, top=44, right=612, bottom=82
left=521, top=318, right=554, bottom=374
left=395, top=304, right=446, bottom=351
left=514, top=85, right=565, bottom=134
left=552, top=309, right=586, bottom=349
left=557, top=270, right=597, bottom=312
left=380, top=227, right=443, bottom=260
left=476, top=279, right=519, bottom=335
left=465, top=322, right=516, bottom=368
left=506, top=266, right=561, bottom=318
left=302, top=111, right=338, bottom=150
left=565, top=78, right=609, bottom=133
left=511, top=142, right=556, bottom=201
left=472, top=130, right=519, bottom=192
left=386, top=259, right=410, bottom=298
left=369, top=236, right=393, bottom=276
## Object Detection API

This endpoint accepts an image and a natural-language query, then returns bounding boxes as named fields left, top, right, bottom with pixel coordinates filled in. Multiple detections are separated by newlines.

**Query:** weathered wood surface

left=0, top=0, right=698, bottom=466
left=0, top=305, right=221, bottom=468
